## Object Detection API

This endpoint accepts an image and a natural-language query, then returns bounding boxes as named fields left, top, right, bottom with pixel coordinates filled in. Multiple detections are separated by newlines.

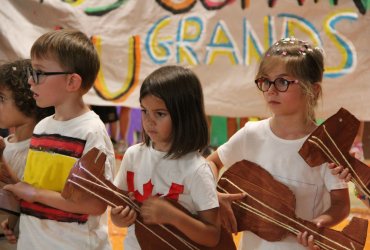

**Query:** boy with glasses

left=1, top=30, right=115, bottom=249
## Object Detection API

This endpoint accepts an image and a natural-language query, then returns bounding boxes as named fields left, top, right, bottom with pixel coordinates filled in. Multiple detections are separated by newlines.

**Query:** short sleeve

left=114, top=147, right=133, bottom=191
left=321, top=163, right=348, bottom=191
left=84, top=129, right=115, bottom=182
left=218, top=125, right=247, bottom=168
left=189, top=163, right=219, bottom=211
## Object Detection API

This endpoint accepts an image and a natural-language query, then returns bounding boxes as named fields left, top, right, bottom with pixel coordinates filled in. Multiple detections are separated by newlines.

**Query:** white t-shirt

left=18, top=111, right=115, bottom=250
left=0, top=137, right=23, bottom=250
left=114, top=143, right=219, bottom=250
left=3, top=135, right=30, bottom=180
left=217, top=118, right=347, bottom=250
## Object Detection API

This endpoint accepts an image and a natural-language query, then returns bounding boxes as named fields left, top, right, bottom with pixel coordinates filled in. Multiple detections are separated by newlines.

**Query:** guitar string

left=218, top=180, right=351, bottom=250
left=77, top=164, right=139, bottom=209
left=321, top=125, right=370, bottom=198
left=67, top=179, right=198, bottom=250
left=74, top=166, right=200, bottom=250
left=77, top=165, right=199, bottom=249
left=66, top=179, right=181, bottom=250
left=226, top=195, right=334, bottom=250
left=66, top=164, right=200, bottom=250
left=308, top=138, right=363, bottom=197
left=218, top=178, right=352, bottom=250
left=308, top=125, right=370, bottom=198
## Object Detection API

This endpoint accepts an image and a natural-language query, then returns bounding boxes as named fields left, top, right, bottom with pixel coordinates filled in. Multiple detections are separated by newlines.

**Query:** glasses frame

left=254, top=77, right=298, bottom=92
left=27, top=68, right=73, bottom=85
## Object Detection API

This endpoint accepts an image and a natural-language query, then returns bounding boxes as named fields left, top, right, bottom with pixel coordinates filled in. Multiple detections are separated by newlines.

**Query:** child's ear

left=312, top=82, right=321, bottom=92
left=66, top=73, right=82, bottom=91
left=312, top=82, right=322, bottom=99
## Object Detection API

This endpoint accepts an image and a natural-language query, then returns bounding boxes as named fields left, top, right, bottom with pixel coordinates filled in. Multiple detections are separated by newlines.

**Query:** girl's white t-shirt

left=114, top=143, right=219, bottom=250
left=217, top=118, right=347, bottom=250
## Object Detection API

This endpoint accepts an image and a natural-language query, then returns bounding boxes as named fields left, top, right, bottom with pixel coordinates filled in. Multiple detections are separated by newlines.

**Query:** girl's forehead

left=261, top=60, right=289, bottom=77
left=141, top=94, right=166, bottom=107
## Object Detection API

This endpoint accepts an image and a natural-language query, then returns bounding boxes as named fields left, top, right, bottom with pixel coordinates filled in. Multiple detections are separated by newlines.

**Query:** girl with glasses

left=207, top=37, right=350, bottom=250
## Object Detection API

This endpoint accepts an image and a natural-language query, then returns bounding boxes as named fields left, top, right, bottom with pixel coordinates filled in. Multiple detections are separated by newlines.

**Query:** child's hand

left=311, top=214, right=332, bottom=228
left=140, top=196, right=174, bottom=225
left=3, top=182, right=38, bottom=202
left=110, top=205, right=137, bottom=227
left=297, top=231, right=320, bottom=250
left=1, top=219, right=17, bottom=244
left=110, top=192, right=137, bottom=227
left=218, top=192, right=246, bottom=234
left=328, top=163, right=351, bottom=182
left=297, top=213, right=332, bottom=249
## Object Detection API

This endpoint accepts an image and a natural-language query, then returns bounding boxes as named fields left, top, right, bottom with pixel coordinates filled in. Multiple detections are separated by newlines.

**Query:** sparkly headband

left=266, top=37, right=322, bottom=57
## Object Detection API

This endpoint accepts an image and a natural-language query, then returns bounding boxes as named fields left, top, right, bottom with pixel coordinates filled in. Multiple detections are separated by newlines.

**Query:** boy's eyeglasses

left=27, top=68, right=73, bottom=85
left=255, top=77, right=298, bottom=92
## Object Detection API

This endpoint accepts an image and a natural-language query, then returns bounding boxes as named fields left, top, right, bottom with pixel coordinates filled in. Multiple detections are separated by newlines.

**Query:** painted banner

left=1, top=0, right=369, bottom=119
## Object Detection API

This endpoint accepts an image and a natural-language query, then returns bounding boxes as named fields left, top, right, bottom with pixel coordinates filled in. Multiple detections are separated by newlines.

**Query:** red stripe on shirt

left=30, top=135, right=85, bottom=158
left=20, top=200, right=88, bottom=224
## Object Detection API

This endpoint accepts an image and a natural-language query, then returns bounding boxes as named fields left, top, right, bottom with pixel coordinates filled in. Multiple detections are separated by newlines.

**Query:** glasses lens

left=255, top=78, right=262, bottom=91
left=27, top=68, right=38, bottom=84
left=33, top=70, right=39, bottom=84
left=259, top=78, right=270, bottom=92
left=275, top=78, right=289, bottom=92
left=27, top=68, right=32, bottom=81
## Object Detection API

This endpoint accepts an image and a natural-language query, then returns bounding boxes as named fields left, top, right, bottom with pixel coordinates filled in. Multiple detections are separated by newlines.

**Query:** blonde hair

left=256, top=37, right=324, bottom=123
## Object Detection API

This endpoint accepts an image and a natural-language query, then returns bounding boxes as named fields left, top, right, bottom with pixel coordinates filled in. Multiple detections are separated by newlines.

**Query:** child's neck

left=54, top=101, right=90, bottom=121
left=269, top=116, right=316, bottom=140
left=10, top=120, right=37, bottom=143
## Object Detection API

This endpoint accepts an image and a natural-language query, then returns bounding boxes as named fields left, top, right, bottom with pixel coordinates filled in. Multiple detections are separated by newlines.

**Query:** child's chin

left=36, top=102, right=49, bottom=108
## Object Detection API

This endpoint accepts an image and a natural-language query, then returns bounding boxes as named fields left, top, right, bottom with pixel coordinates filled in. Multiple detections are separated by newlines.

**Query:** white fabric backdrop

left=1, top=0, right=369, bottom=119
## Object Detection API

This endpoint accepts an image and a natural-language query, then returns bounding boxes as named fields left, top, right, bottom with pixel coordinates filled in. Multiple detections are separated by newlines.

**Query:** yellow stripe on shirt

left=23, top=149, right=77, bottom=192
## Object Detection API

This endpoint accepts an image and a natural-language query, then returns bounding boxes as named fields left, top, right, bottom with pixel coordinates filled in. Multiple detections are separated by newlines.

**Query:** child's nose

left=266, top=83, right=278, bottom=93
left=145, top=114, right=155, bottom=125
left=28, top=75, right=35, bottom=86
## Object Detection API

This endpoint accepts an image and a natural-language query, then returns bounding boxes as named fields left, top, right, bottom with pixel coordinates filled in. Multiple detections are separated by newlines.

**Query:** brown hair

left=140, top=65, right=209, bottom=159
left=0, top=59, right=54, bottom=122
left=30, top=29, right=100, bottom=92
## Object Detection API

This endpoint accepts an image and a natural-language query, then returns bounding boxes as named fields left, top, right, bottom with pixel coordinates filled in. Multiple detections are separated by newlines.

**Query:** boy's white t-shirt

left=114, top=143, right=219, bottom=250
left=18, top=111, right=115, bottom=250
left=217, top=118, right=347, bottom=250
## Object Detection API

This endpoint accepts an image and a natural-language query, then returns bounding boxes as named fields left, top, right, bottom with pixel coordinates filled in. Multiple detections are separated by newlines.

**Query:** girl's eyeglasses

left=27, top=68, right=73, bottom=85
left=255, top=77, right=298, bottom=92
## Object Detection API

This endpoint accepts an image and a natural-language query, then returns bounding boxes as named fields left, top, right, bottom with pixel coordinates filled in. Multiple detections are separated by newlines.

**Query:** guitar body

left=62, top=148, right=236, bottom=250
left=218, top=159, right=367, bottom=250
left=135, top=206, right=235, bottom=250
